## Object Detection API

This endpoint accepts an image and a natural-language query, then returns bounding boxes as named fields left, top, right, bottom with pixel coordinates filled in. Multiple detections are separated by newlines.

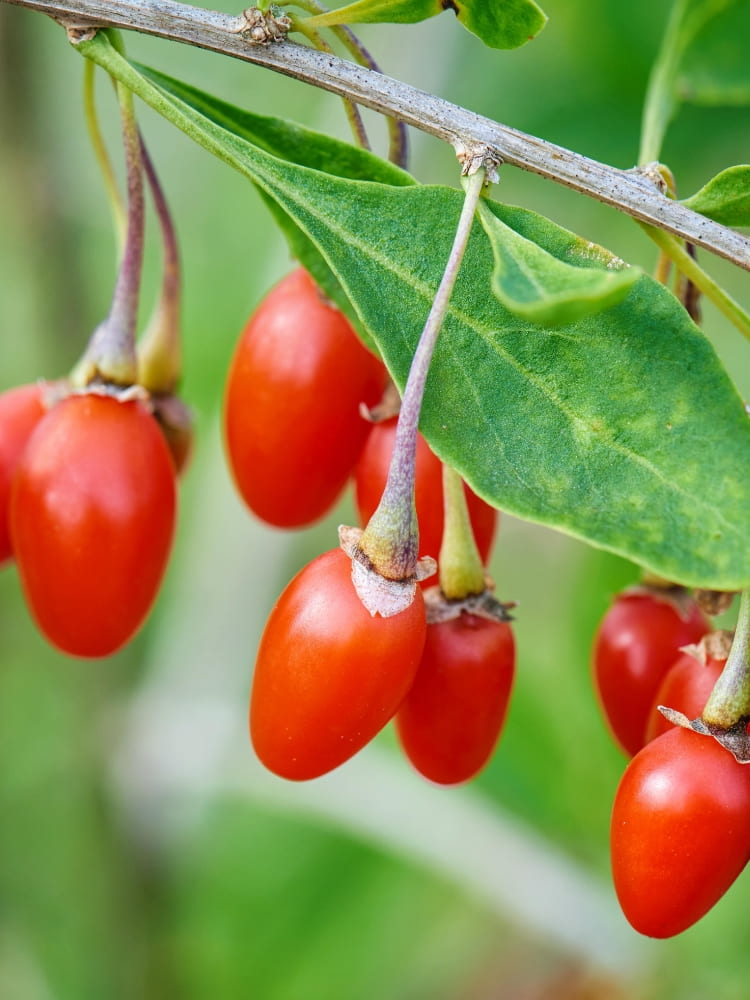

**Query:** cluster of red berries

left=224, top=268, right=515, bottom=785
left=593, top=588, right=750, bottom=938
left=0, top=381, right=178, bottom=658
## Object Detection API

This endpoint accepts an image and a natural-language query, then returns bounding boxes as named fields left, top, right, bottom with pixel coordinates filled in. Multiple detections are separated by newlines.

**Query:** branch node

left=233, top=6, right=292, bottom=45
left=55, top=16, right=99, bottom=43
left=629, top=161, right=673, bottom=198
left=454, top=141, right=501, bottom=183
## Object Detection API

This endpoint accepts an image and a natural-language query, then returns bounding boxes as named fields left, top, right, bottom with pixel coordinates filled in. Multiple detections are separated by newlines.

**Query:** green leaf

left=82, top=35, right=750, bottom=589
left=683, top=165, right=750, bottom=226
left=476, top=200, right=639, bottom=325
left=639, top=0, right=745, bottom=163
left=304, top=0, right=547, bottom=50
left=132, top=64, right=413, bottom=347
left=678, top=0, right=750, bottom=105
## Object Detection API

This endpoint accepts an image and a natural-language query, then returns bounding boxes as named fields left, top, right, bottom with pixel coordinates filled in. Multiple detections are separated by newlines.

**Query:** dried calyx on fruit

left=658, top=588, right=750, bottom=762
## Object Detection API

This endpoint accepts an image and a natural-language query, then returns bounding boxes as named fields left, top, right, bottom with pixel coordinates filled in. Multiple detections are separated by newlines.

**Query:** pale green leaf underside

left=305, top=0, right=547, bottom=50
left=83, top=37, right=750, bottom=589
left=477, top=201, right=639, bottom=325
left=683, top=165, right=750, bottom=226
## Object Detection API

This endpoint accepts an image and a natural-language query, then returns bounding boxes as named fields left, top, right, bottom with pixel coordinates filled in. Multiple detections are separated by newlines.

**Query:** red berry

left=0, top=383, right=46, bottom=566
left=224, top=269, right=386, bottom=528
left=11, top=393, right=176, bottom=657
left=592, top=589, right=708, bottom=756
left=250, top=547, right=426, bottom=780
left=645, top=647, right=726, bottom=743
left=396, top=613, right=515, bottom=784
left=611, top=726, right=750, bottom=937
left=354, top=417, right=497, bottom=564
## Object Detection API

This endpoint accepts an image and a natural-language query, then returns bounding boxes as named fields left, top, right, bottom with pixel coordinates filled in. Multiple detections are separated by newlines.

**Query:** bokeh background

left=1, top=1, right=749, bottom=997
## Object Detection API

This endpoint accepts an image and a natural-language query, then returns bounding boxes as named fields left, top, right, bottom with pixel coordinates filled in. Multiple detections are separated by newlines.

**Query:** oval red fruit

left=0, top=383, right=46, bottom=566
left=396, top=613, right=515, bottom=784
left=250, top=547, right=427, bottom=780
left=354, top=417, right=497, bottom=565
left=592, top=590, right=708, bottom=756
left=11, top=393, right=176, bottom=657
left=611, top=726, right=750, bottom=937
left=645, top=648, right=726, bottom=743
left=224, top=269, right=386, bottom=528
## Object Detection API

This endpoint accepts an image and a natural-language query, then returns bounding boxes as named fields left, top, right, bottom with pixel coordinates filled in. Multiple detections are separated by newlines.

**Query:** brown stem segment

left=6, top=0, right=749, bottom=268
left=702, top=588, right=750, bottom=729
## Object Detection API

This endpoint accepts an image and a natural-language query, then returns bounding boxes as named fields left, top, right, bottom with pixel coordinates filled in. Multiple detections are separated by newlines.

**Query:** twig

left=3, top=0, right=750, bottom=271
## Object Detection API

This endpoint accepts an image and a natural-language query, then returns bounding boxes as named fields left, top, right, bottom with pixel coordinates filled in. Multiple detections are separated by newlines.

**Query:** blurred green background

left=1, top=1, right=749, bottom=997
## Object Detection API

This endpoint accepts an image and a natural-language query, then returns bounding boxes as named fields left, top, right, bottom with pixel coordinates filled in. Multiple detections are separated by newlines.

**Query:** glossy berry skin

left=611, top=726, right=750, bottom=938
left=250, top=547, right=427, bottom=781
left=224, top=269, right=386, bottom=528
left=354, top=417, right=497, bottom=564
left=0, top=383, right=46, bottom=566
left=592, top=590, right=708, bottom=757
left=10, top=393, right=176, bottom=658
left=396, top=613, right=515, bottom=785
left=645, top=650, right=725, bottom=743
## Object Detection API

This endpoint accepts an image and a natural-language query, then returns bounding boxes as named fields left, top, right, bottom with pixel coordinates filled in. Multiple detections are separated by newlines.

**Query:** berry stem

left=438, top=464, right=486, bottom=600
left=288, top=0, right=408, bottom=168
left=640, top=223, right=750, bottom=343
left=83, top=59, right=126, bottom=253
left=702, top=588, right=750, bottom=729
left=357, top=164, right=488, bottom=583
left=74, top=68, right=143, bottom=387
left=287, top=12, right=371, bottom=152
left=136, top=135, right=182, bottom=395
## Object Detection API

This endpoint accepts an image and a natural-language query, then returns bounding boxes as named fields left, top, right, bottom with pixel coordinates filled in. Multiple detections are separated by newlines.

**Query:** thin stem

left=287, top=12, right=371, bottom=151
left=5, top=0, right=750, bottom=271
left=83, top=58, right=126, bottom=251
left=654, top=250, right=672, bottom=286
left=289, top=0, right=407, bottom=167
left=638, top=0, right=688, bottom=165
left=107, top=82, right=144, bottom=360
left=358, top=166, right=487, bottom=580
left=137, top=135, right=182, bottom=394
left=702, top=588, right=750, bottom=728
left=640, top=223, right=750, bottom=342
left=74, top=75, right=143, bottom=386
left=439, top=464, right=486, bottom=600
left=638, top=0, right=725, bottom=165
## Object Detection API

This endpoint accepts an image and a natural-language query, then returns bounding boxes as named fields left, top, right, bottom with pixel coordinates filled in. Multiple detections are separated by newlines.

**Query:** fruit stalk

left=136, top=135, right=182, bottom=395
left=438, top=464, right=486, bottom=600
left=74, top=70, right=144, bottom=387
left=356, top=164, right=488, bottom=585
left=701, top=588, right=750, bottom=729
